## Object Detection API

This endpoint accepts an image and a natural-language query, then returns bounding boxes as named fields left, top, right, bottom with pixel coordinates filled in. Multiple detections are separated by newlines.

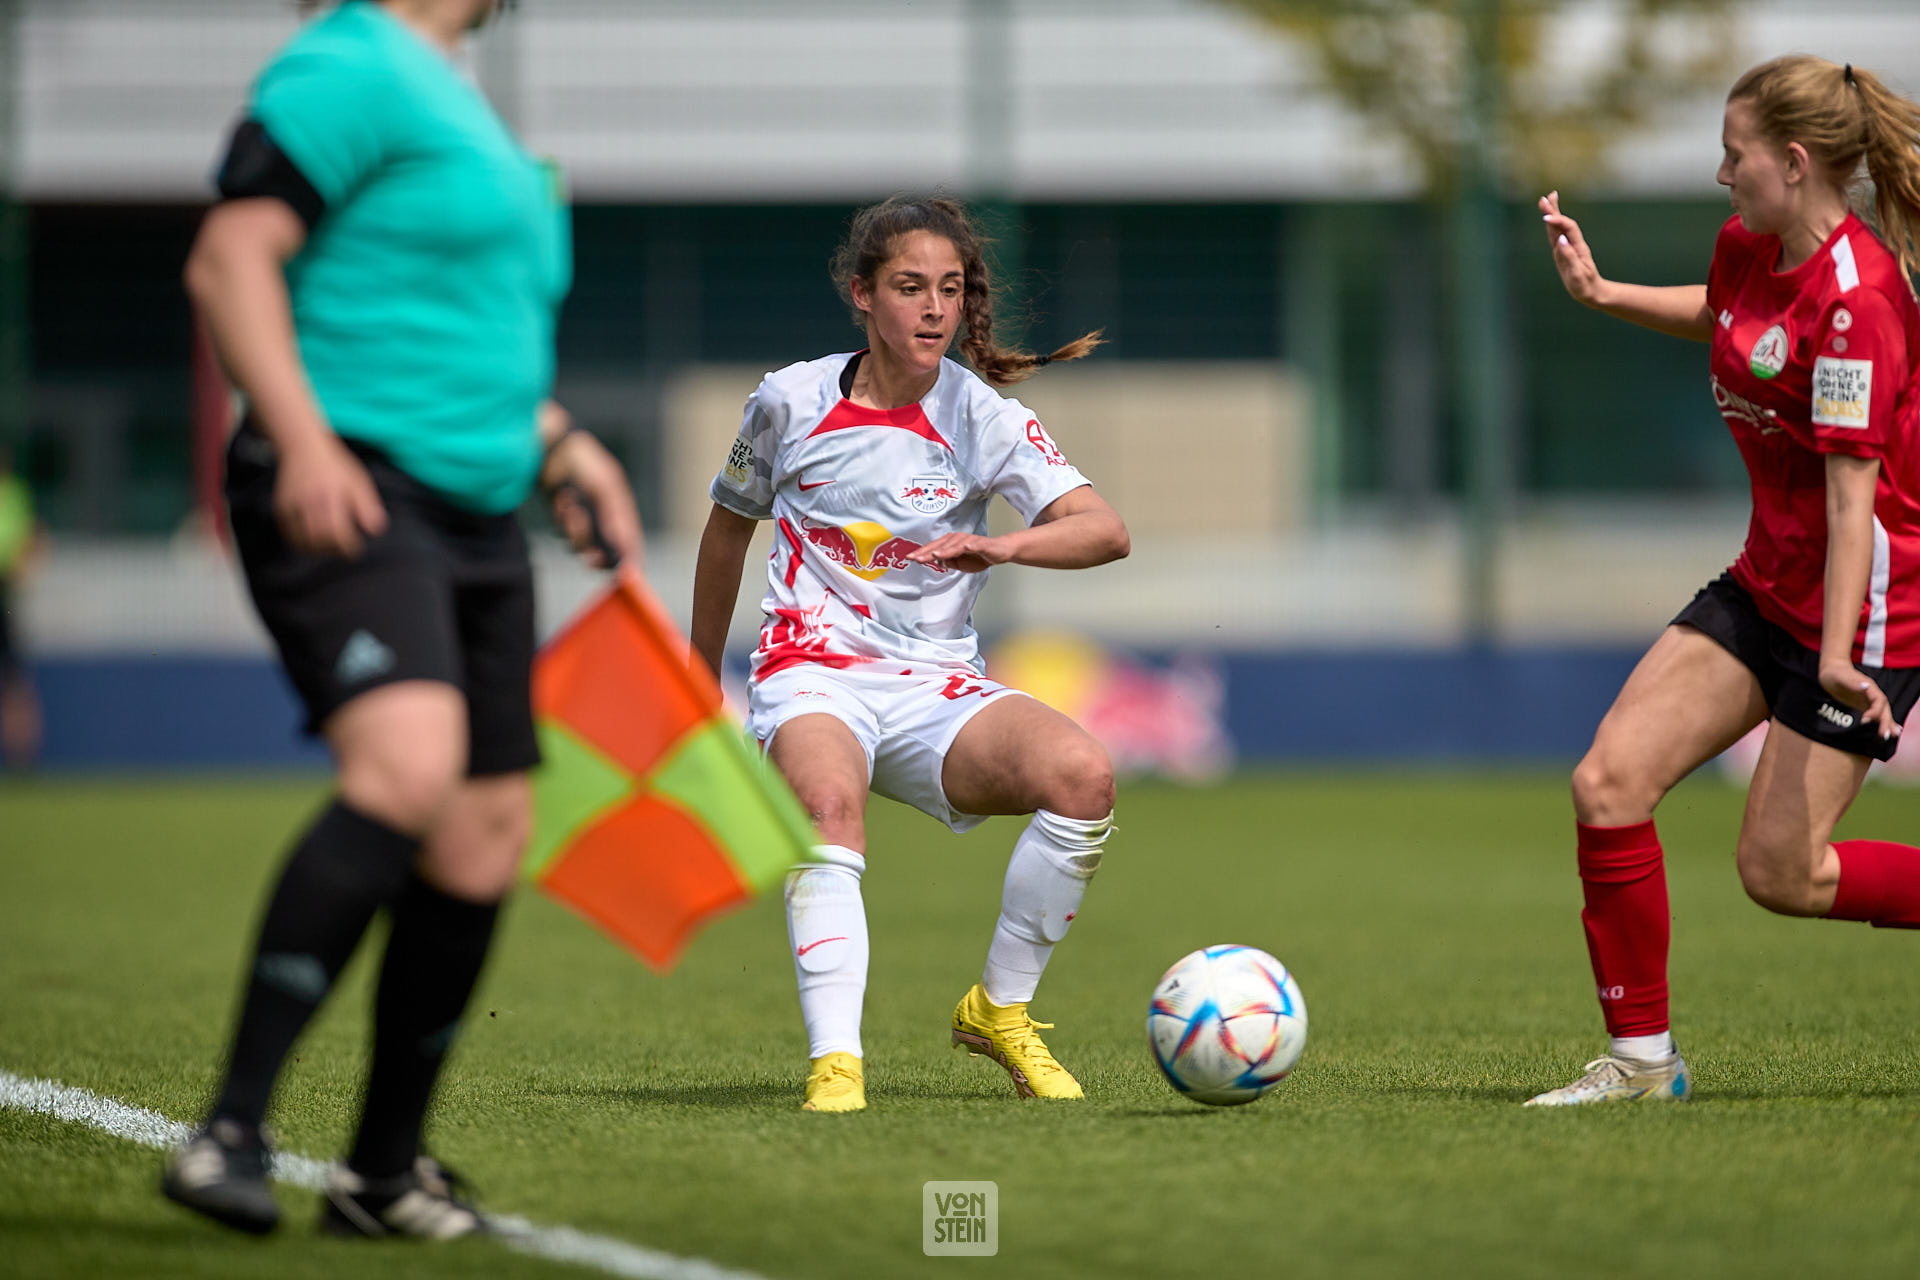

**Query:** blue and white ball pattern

left=1147, top=945, right=1308, bottom=1105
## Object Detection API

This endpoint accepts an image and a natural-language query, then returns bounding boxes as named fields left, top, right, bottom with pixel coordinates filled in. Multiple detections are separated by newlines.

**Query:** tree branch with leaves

left=1222, top=0, right=1739, bottom=195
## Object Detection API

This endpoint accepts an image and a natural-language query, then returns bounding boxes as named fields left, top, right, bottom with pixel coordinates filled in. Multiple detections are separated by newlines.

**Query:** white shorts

left=746, top=663, right=1029, bottom=833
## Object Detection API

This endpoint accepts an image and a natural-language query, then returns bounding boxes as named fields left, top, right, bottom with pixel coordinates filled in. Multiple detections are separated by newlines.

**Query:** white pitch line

left=1, top=1069, right=774, bottom=1280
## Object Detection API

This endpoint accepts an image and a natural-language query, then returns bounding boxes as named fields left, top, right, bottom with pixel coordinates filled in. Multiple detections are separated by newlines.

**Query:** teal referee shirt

left=246, top=0, right=571, bottom=513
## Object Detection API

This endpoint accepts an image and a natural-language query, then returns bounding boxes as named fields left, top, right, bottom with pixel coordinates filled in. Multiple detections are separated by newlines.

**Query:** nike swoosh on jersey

left=797, top=474, right=835, bottom=491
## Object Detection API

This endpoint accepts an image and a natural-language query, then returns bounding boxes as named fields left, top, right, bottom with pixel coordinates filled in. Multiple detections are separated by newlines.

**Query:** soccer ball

left=1147, top=944, right=1308, bottom=1106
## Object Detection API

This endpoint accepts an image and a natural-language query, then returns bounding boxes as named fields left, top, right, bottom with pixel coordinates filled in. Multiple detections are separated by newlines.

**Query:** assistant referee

left=162, top=0, right=640, bottom=1239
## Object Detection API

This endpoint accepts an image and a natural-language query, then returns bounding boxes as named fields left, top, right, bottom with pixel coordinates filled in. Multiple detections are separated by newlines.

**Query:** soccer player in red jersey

left=1529, top=56, right=1920, bottom=1105
left=691, top=197, right=1129, bottom=1111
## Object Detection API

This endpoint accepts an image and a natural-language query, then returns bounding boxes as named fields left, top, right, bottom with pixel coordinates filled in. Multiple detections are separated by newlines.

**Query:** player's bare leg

left=942, top=696, right=1114, bottom=1099
left=768, top=714, right=873, bottom=1111
left=769, top=712, right=872, bottom=853
left=1743, top=714, right=1920, bottom=932
left=1530, top=626, right=1766, bottom=1107
left=1572, top=625, right=1768, bottom=828
left=1736, top=721, right=1869, bottom=916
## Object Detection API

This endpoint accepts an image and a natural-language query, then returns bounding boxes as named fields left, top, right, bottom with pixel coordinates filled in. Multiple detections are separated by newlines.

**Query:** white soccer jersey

left=710, top=352, right=1092, bottom=678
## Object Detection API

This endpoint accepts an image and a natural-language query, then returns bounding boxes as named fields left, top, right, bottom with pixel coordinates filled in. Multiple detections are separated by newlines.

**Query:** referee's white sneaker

left=321, top=1156, right=486, bottom=1239
left=160, top=1119, right=279, bottom=1235
left=1524, top=1052, right=1692, bottom=1107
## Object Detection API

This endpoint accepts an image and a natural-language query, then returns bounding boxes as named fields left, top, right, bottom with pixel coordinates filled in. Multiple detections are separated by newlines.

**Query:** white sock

left=785, top=844, right=868, bottom=1060
left=981, top=810, right=1112, bottom=1006
left=1611, top=1032, right=1676, bottom=1064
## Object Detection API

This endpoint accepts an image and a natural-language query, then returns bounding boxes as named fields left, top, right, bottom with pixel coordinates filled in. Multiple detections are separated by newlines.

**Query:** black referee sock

left=348, top=875, right=502, bottom=1180
left=210, top=800, right=420, bottom=1133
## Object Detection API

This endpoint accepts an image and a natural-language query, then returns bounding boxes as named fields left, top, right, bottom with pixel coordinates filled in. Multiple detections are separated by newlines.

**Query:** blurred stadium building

left=5, top=0, right=1919, bottom=769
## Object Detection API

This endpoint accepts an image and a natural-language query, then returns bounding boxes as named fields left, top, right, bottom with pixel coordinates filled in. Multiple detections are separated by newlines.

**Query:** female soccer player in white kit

left=691, top=196, right=1129, bottom=1111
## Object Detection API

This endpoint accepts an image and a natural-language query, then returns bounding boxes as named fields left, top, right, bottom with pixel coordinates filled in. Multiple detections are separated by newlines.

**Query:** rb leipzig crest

left=902, top=475, right=960, bottom=515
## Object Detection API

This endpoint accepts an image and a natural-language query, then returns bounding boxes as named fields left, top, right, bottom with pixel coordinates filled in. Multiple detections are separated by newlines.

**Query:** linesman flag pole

left=527, top=570, right=814, bottom=971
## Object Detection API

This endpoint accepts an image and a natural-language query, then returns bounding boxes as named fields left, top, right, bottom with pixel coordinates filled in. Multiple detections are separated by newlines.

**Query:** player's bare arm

left=1539, top=191, right=1713, bottom=341
left=186, top=198, right=387, bottom=558
left=907, top=485, right=1129, bottom=574
left=690, top=503, right=759, bottom=678
left=1818, top=452, right=1896, bottom=737
left=537, top=400, right=644, bottom=570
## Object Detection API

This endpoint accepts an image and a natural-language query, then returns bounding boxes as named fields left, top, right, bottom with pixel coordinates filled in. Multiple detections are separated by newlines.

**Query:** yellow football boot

left=801, top=1051, right=866, bottom=1112
left=950, top=983, right=1084, bottom=1100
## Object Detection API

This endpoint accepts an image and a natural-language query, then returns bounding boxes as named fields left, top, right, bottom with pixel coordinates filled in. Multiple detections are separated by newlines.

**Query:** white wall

left=13, top=1, right=1920, bottom=203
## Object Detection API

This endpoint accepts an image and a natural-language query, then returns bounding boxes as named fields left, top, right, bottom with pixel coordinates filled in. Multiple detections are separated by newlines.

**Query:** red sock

left=1829, top=840, right=1920, bottom=929
left=1577, top=821, right=1669, bottom=1037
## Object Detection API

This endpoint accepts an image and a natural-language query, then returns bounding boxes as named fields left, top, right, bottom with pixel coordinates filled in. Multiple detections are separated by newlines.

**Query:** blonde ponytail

left=1730, top=55, right=1920, bottom=285
left=1851, top=66, right=1920, bottom=286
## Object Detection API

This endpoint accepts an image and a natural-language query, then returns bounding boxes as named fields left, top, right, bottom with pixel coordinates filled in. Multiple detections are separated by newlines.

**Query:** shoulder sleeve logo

left=1812, top=356, right=1872, bottom=429
left=1025, top=419, right=1069, bottom=467
left=723, top=438, right=754, bottom=485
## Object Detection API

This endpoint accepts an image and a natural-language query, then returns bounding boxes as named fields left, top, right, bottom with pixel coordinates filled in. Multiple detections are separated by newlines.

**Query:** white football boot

left=1524, top=1052, right=1692, bottom=1106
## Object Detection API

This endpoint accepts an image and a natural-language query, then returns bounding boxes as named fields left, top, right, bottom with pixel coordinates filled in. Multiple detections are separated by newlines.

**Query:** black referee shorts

left=1674, top=573, right=1920, bottom=763
left=225, top=422, right=540, bottom=776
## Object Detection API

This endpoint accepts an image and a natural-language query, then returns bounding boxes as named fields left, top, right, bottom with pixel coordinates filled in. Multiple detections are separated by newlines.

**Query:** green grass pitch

left=4, top=771, right=1919, bottom=1279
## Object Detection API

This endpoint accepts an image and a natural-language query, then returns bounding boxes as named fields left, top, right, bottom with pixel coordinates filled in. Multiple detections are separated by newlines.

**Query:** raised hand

left=1540, top=190, right=1608, bottom=309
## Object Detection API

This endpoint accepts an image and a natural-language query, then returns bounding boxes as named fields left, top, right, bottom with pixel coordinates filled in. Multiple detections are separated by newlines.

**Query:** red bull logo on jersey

left=902, top=475, right=961, bottom=515
left=803, top=516, right=947, bottom=581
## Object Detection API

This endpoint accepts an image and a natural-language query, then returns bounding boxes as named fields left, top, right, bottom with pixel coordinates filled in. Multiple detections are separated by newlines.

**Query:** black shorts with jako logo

left=1674, top=573, right=1920, bottom=762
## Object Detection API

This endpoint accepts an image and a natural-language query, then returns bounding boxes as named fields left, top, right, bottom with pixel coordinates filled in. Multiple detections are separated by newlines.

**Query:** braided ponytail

left=830, top=195, right=1102, bottom=387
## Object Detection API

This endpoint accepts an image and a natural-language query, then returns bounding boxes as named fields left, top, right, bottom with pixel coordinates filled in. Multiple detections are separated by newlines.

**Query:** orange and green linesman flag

left=526, top=570, right=815, bottom=971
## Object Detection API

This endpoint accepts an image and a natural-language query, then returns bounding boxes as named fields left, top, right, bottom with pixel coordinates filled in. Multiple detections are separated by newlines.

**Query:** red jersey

left=1706, top=212, right=1920, bottom=666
